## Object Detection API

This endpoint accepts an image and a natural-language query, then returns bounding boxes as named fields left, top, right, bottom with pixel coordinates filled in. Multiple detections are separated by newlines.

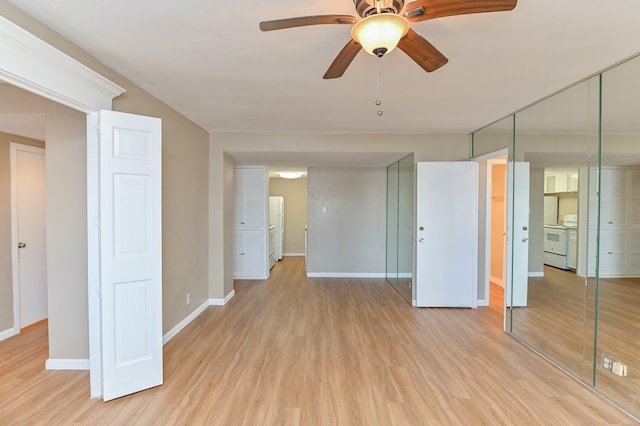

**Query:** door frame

left=0, top=13, right=124, bottom=395
left=10, top=142, right=46, bottom=334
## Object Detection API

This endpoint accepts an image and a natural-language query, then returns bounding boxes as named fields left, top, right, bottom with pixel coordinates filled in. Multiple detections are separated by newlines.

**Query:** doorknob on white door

left=522, top=237, right=529, bottom=242
left=18, top=242, right=26, bottom=248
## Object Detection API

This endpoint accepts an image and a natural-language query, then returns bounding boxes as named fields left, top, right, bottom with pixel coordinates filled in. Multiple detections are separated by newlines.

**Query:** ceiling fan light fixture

left=279, top=171, right=304, bottom=179
left=351, top=13, right=410, bottom=57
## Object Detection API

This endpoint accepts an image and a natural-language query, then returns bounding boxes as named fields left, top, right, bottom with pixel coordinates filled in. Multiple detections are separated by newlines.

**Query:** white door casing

left=416, top=162, right=478, bottom=308
left=10, top=143, right=47, bottom=331
left=505, top=162, right=530, bottom=307
left=88, top=110, right=163, bottom=401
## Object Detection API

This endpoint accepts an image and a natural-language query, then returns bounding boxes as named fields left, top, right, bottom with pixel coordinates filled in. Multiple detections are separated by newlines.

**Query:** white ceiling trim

left=0, top=15, right=125, bottom=113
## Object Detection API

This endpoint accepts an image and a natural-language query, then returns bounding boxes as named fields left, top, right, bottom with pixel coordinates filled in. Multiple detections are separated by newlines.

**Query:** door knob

left=522, top=226, right=528, bottom=230
left=522, top=237, right=529, bottom=242
left=18, top=242, right=26, bottom=248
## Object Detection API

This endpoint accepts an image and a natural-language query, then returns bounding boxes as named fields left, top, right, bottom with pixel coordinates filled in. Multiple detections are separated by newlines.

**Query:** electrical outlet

left=186, top=292, right=191, bottom=306
left=612, top=362, right=628, bottom=377
left=602, top=353, right=613, bottom=372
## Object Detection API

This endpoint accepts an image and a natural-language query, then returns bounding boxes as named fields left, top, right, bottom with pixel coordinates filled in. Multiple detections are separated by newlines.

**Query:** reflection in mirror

left=386, top=161, right=399, bottom=289
left=473, top=115, right=513, bottom=329
left=397, top=155, right=414, bottom=301
left=595, top=54, right=640, bottom=414
left=386, top=155, right=414, bottom=302
left=510, top=76, right=600, bottom=385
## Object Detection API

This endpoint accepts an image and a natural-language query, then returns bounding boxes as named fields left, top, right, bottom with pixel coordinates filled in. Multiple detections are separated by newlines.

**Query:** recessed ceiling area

left=6, top=0, right=640, bottom=136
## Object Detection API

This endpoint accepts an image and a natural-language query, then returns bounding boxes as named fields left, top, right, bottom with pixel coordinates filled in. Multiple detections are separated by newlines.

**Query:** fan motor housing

left=354, top=0, right=405, bottom=17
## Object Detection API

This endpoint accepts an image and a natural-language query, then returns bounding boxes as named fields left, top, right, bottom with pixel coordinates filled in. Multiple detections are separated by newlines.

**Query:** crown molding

left=0, top=14, right=125, bottom=112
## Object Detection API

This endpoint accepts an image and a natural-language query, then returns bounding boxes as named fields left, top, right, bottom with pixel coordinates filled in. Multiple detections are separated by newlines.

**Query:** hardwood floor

left=513, top=266, right=640, bottom=416
left=0, top=257, right=636, bottom=424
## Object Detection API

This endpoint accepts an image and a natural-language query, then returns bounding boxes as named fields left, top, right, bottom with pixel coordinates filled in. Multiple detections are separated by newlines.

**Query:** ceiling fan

left=260, top=0, right=517, bottom=79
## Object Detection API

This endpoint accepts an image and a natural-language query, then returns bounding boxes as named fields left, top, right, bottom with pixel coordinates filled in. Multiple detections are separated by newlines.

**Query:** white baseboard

left=528, top=272, right=544, bottom=278
left=163, top=299, right=210, bottom=345
left=412, top=299, right=417, bottom=307
left=477, top=298, right=489, bottom=307
left=0, top=327, right=17, bottom=342
left=46, top=358, right=90, bottom=370
left=210, top=289, right=235, bottom=306
left=162, top=290, right=236, bottom=345
left=306, top=272, right=386, bottom=278
left=283, top=253, right=305, bottom=257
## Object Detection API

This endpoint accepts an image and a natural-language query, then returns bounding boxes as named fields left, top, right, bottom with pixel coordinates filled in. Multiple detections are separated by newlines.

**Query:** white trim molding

left=0, top=327, right=17, bottom=342
left=306, top=272, right=386, bottom=278
left=0, top=15, right=125, bottom=113
left=283, top=253, right=305, bottom=257
left=477, top=298, right=489, bottom=307
left=163, top=300, right=210, bottom=345
left=528, top=272, right=544, bottom=278
left=209, top=289, right=236, bottom=306
left=163, top=290, right=237, bottom=345
left=46, top=358, right=90, bottom=370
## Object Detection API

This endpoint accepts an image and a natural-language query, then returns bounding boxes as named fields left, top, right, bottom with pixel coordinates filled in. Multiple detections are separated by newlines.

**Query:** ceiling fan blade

left=259, top=15, right=356, bottom=31
left=323, top=39, right=362, bottom=79
left=398, top=29, right=448, bottom=72
left=404, top=0, right=517, bottom=22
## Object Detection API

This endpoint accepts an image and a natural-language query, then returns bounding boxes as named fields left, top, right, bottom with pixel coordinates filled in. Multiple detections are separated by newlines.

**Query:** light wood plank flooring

left=514, top=266, right=640, bottom=415
left=0, top=257, right=636, bottom=425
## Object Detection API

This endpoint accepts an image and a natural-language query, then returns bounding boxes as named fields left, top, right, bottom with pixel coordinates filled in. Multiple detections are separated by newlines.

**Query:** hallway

left=0, top=257, right=634, bottom=424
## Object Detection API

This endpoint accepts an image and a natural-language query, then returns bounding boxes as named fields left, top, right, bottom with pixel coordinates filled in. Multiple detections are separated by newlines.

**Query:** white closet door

left=97, top=110, right=163, bottom=401
left=415, top=162, right=478, bottom=308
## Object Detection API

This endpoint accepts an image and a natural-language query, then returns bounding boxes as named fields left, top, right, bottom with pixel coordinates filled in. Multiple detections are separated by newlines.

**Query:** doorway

left=475, top=149, right=508, bottom=318
left=10, top=142, right=47, bottom=331
left=488, top=158, right=506, bottom=313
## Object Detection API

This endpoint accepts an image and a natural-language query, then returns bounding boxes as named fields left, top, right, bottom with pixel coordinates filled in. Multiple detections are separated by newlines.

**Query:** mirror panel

left=510, top=76, right=599, bottom=383
left=386, top=155, right=414, bottom=302
left=596, top=54, right=640, bottom=412
left=397, top=154, right=414, bottom=302
left=386, top=161, right=399, bottom=288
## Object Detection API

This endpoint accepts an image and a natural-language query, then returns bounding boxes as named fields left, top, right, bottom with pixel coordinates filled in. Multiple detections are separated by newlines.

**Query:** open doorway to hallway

left=476, top=150, right=507, bottom=320
left=268, top=167, right=308, bottom=271
left=0, top=111, right=47, bottom=344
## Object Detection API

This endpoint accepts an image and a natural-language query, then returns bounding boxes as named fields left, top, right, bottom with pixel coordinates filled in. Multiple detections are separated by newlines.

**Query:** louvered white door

left=97, top=110, right=163, bottom=401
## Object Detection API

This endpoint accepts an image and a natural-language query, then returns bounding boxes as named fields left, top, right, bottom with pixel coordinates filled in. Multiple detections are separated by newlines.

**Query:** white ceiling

left=6, top=0, right=640, bottom=137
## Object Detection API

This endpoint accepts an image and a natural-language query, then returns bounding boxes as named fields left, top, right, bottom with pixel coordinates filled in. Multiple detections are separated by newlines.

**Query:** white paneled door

left=416, top=162, right=478, bottom=307
left=93, top=110, right=163, bottom=401
left=11, top=143, right=47, bottom=330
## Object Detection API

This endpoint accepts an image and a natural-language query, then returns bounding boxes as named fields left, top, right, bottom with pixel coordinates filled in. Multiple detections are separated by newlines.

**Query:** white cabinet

left=568, top=228, right=577, bottom=270
left=233, top=166, right=269, bottom=279
left=585, top=167, right=640, bottom=277
left=233, top=230, right=268, bottom=278
left=234, top=167, right=267, bottom=227
left=544, top=169, right=579, bottom=194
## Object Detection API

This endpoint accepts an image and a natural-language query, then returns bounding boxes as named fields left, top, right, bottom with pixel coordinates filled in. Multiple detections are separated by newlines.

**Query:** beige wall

left=0, top=132, right=45, bottom=332
left=307, top=168, right=386, bottom=274
left=210, top=132, right=468, bottom=296
left=0, top=4, right=210, bottom=360
left=269, top=177, right=308, bottom=255
left=558, top=192, right=578, bottom=223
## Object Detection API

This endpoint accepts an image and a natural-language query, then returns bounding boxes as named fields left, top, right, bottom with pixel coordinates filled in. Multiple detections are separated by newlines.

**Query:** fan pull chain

left=375, top=55, right=383, bottom=116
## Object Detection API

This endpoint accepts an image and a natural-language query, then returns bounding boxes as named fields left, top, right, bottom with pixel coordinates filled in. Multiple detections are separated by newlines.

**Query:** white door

left=505, top=162, right=530, bottom=307
left=92, top=110, right=163, bottom=401
left=11, top=143, right=47, bottom=329
left=416, top=162, right=478, bottom=307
